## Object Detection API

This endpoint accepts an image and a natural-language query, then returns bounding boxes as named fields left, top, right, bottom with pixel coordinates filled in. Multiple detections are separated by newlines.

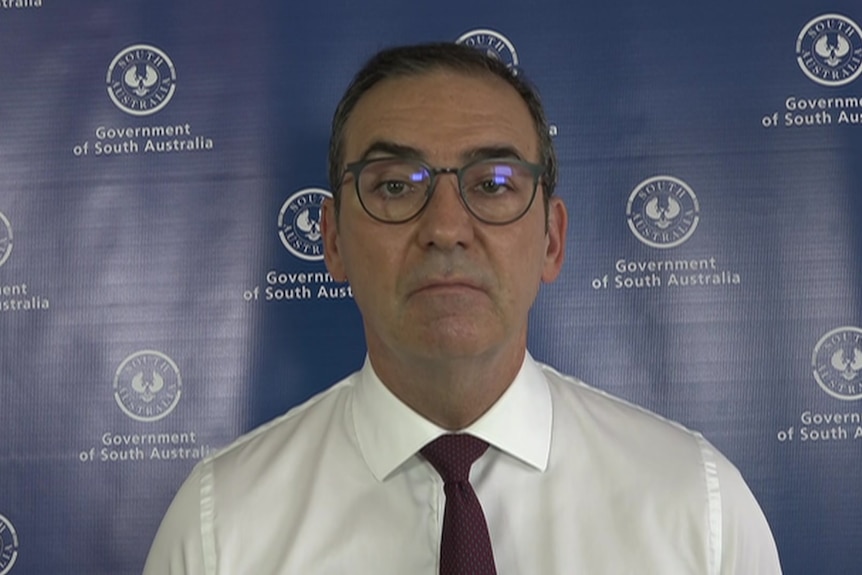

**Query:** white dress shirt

left=143, top=353, right=782, bottom=574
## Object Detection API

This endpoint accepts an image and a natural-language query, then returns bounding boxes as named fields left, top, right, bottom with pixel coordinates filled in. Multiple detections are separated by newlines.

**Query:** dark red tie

left=421, top=434, right=497, bottom=575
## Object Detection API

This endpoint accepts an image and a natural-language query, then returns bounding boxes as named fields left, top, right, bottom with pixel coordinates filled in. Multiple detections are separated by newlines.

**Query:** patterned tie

left=421, top=434, right=497, bottom=575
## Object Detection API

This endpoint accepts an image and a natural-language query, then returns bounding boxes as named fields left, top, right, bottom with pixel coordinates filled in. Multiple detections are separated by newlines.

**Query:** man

left=143, top=42, right=782, bottom=574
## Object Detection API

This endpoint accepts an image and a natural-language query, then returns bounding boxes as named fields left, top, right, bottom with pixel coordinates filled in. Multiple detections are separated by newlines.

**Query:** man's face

left=323, top=69, right=566, bottom=371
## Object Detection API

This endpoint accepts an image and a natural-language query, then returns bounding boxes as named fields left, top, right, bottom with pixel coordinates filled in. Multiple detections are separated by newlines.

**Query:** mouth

left=410, top=279, right=485, bottom=297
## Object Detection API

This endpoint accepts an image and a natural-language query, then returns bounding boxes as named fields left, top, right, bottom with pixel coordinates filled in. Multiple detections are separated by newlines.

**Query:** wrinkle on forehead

left=358, top=140, right=527, bottom=165
left=342, top=69, right=540, bottom=166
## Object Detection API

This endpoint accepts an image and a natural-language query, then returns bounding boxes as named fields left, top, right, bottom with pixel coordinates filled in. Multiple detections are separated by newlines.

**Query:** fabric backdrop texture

left=1, top=1, right=861, bottom=573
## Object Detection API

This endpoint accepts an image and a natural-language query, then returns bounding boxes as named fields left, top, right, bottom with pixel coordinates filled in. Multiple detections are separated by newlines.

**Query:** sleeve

left=142, top=462, right=213, bottom=575
left=714, top=449, right=783, bottom=575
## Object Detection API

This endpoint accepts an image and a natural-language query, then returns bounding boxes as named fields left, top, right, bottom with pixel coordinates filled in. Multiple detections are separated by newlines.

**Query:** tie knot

left=421, top=434, right=489, bottom=483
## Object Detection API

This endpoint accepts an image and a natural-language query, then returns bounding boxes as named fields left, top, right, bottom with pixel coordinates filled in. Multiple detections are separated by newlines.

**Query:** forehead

left=342, top=69, right=539, bottom=163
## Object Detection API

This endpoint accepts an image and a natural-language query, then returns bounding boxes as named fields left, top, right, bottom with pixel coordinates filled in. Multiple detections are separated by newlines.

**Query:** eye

left=360, top=160, right=427, bottom=199
left=478, top=175, right=514, bottom=194
left=372, top=175, right=426, bottom=199
left=464, top=163, right=519, bottom=196
left=379, top=180, right=409, bottom=196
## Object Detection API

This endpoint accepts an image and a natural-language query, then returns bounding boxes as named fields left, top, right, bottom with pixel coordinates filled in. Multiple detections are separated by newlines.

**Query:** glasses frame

left=341, top=156, right=546, bottom=225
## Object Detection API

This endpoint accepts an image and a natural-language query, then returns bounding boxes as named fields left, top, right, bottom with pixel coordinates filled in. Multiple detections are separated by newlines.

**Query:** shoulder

left=535, top=361, right=782, bottom=572
left=143, top=372, right=365, bottom=573
left=538, top=361, right=703, bottom=449
left=537, top=360, right=719, bottom=497
left=202, top=371, right=360, bottom=482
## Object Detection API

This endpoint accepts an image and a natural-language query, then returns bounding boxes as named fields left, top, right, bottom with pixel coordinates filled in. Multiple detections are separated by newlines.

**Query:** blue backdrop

left=1, top=1, right=861, bottom=573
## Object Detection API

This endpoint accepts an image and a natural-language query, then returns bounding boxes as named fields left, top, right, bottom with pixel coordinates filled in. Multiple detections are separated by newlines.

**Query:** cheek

left=341, top=254, right=381, bottom=324
left=506, top=228, right=549, bottom=298
left=339, top=227, right=400, bottom=303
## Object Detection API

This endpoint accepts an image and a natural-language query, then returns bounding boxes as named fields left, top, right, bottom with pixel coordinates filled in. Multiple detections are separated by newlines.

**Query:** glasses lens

left=460, top=160, right=537, bottom=223
left=357, top=159, right=430, bottom=222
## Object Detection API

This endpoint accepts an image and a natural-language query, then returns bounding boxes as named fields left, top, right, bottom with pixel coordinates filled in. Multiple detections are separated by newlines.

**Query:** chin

left=414, top=327, right=502, bottom=359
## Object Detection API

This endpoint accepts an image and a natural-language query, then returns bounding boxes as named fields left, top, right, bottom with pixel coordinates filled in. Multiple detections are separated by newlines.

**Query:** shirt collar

left=352, top=352, right=552, bottom=481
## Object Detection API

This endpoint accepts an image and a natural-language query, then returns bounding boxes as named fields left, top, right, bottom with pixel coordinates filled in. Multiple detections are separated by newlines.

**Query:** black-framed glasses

left=341, top=157, right=545, bottom=224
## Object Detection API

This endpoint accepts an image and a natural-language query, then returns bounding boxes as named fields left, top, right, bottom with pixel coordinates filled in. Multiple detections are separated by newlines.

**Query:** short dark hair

left=327, top=42, right=557, bottom=213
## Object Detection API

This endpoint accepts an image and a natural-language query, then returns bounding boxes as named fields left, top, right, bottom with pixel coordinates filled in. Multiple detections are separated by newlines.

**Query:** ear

left=541, top=196, right=567, bottom=283
left=322, top=196, right=347, bottom=282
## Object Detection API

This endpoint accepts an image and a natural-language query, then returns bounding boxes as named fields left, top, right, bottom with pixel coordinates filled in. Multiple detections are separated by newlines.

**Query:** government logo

left=0, top=211, right=12, bottom=268
left=278, top=188, right=331, bottom=262
left=0, top=514, right=18, bottom=575
left=456, top=29, right=519, bottom=73
left=796, top=14, right=862, bottom=86
left=106, top=44, right=177, bottom=116
left=812, top=326, right=862, bottom=401
left=113, top=350, right=182, bottom=422
left=626, top=176, right=700, bottom=249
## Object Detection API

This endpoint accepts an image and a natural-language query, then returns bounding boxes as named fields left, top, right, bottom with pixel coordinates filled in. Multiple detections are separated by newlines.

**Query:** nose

left=415, top=172, right=475, bottom=249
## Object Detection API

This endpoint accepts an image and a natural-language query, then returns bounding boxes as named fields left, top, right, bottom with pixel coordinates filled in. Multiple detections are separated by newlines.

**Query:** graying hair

left=327, top=42, right=557, bottom=213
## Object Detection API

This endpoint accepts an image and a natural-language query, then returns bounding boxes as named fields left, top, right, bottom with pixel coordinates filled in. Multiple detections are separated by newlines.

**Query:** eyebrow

left=358, top=141, right=423, bottom=161
left=356, top=140, right=526, bottom=164
left=463, top=145, right=524, bottom=163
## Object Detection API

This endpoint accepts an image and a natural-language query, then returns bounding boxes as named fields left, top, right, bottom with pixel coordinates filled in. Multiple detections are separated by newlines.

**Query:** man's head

left=327, top=42, right=557, bottom=215
left=321, top=42, right=567, bottom=426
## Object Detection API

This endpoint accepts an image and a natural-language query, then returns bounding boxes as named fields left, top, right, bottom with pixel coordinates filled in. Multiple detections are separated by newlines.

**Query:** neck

left=368, top=344, right=526, bottom=430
